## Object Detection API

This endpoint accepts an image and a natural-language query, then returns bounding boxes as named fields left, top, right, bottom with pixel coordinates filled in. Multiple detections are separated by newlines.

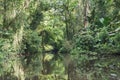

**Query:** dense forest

left=0, top=0, right=120, bottom=80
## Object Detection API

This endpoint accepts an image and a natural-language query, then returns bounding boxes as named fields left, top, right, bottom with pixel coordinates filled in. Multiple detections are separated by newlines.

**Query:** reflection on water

left=77, top=55, right=120, bottom=80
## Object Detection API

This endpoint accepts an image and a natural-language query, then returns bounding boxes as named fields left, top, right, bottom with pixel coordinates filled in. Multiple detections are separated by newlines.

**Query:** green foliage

left=0, top=38, right=15, bottom=76
left=21, top=29, right=42, bottom=66
left=59, top=40, right=73, bottom=53
left=23, top=30, right=41, bottom=53
left=96, top=27, right=109, bottom=43
left=72, top=26, right=120, bottom=56
left=74, top=33, right=95, bottom=51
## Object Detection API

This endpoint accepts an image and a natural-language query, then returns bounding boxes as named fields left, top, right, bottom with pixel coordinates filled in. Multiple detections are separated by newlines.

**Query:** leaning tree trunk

left=12, top=26, right=25, bottom=80
left=2, top=0, right=31, bottom=79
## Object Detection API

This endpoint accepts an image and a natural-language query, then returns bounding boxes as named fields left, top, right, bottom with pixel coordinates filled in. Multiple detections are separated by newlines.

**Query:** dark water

left=0, top=54, right=120, bottom=80
left=77, top=55, right=120, bottom=80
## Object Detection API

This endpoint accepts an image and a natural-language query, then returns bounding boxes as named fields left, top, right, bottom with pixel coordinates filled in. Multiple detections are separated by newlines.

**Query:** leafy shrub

left=73, top=32, right=95, bottom=51
left=0, top=39, right=15, bottom=76
left=21, top=30, right=42, bottom=65
left=95, top=27, right=109, bottom=44
left=22, top=30, right=42, bottom=54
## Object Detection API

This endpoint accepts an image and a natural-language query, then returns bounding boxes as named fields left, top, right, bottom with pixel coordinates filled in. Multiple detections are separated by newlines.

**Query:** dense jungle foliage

left=0, top=0, right=120, bottom=80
